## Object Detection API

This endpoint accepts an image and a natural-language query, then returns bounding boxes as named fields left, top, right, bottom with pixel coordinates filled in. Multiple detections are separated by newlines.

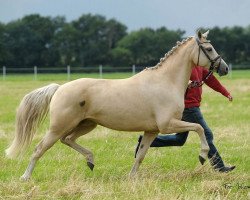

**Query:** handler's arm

left=203, top=69, right=233, bottom=101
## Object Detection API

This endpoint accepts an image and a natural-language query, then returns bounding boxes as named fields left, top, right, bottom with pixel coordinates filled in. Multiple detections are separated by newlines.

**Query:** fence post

left=229, top=63, right=232, bottom=79
left=99, top=65, right=103, bottom=79
left=3, top=66, right=6, bottom=80
left=34, top=66, right=37, bottom=80
left=132, top=64, right=136, bottom=75
left=67, top=65, right=71, bottom=81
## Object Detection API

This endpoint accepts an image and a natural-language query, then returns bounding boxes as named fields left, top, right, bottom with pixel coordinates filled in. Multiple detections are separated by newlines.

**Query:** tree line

left=0, top=14, right=249, bottom=68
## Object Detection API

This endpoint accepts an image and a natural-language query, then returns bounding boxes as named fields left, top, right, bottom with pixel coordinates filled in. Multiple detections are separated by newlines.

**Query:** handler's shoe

left=218, top=165, right=236, bottom=173
left=134, top=135, right=142, bottom=158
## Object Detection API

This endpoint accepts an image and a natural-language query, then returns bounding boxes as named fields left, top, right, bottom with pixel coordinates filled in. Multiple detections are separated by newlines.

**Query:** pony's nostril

left=224, top=67, right=229, bottom=74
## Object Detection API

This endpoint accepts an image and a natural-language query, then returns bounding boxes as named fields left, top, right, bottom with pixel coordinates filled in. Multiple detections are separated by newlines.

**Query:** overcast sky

left=0, top=0, right=249, bottom=36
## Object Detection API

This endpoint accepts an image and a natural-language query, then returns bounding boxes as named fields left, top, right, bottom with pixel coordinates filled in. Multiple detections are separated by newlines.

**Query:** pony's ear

left=197, top=30, right=202, bottom=39
left=202, top=30, right=210, bottom=39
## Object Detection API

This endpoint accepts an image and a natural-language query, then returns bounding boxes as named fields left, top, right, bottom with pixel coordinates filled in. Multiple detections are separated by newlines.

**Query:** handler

left=135, top=66, right=235, bottom=173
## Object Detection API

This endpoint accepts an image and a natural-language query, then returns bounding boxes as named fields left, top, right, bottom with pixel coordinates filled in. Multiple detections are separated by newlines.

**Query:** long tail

left=5, top=83, right=60, bottom=158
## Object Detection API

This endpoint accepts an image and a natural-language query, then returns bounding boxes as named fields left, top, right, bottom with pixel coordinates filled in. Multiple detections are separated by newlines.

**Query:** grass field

left=0, top=71, right=249, bottom=199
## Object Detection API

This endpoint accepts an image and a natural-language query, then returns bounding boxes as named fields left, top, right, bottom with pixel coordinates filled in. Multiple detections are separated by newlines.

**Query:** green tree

left=115, top=28, right=156, bottom=66
left=106, top=19, right=127, bottom=49
left=0, top=22, right=6, bottom=65
left=205, top=26, right=250, bottom=64
left=1, top=14, right=249, bottom=68
left=110, top=47, right=133, bottom=67
left=243, top=25, right=250, bottom=63
left=114, top=27, right=184, bottom=66
left=53, top=23, right=78, bottom=66
left=71, top=14, right=127, bottom=67
left=3, top=14, right=64, bottom=67
left=153, top=27, right=185, bottom=64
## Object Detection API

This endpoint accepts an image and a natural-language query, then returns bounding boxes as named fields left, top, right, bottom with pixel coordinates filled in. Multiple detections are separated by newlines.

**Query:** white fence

left=2, top=63, right=249, bottom=81
left=2, top=65, right=138, bottom=81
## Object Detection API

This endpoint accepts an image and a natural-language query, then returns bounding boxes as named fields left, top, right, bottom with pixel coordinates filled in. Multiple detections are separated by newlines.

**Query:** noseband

left=196, top=38, right=221, bottom=72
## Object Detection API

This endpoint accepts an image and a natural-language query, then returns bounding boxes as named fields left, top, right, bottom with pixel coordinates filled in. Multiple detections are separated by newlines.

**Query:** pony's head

left=192, top=30, right=228, bottom=76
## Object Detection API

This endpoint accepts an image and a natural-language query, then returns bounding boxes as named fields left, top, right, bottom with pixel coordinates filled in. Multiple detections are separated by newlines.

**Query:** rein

left=184, top=69, right=213, bottom=98
left=192, top=70, right=213, bottom=88
left=184, top=71, right=212, bottom=98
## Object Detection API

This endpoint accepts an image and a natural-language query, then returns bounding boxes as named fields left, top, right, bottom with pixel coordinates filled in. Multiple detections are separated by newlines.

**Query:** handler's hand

left=228, top=95, right=233, bottom=101
left=188, top=81, right=203, bottom=88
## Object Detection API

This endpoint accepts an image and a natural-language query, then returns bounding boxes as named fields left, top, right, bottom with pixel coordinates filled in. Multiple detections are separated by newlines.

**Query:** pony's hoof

left=20, top=175, right=30, bottom=181
left=199, top=155, right=206, bottom=165
left=87, top=162, right=94, bottom=171
left=128, top=172, right=137, bottom=179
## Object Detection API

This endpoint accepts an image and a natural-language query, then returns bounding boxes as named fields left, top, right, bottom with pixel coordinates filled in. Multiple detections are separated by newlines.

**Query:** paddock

left=0, top=71, right=249, bottom=199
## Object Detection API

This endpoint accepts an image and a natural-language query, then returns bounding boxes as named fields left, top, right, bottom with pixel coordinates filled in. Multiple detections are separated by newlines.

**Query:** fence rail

left=2, top=65, right=146, bottom=80
left=2, top=64, right=250, bottom=81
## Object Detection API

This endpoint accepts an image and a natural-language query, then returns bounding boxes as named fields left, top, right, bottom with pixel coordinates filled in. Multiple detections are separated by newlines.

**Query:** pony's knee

left=60, top=136, right=71, bottom=145
left=195, top=124, right=204, bottom=134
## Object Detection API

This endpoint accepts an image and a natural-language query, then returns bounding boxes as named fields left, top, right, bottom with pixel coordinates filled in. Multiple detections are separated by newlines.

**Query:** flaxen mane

left=145, top=36, right=193, bottom=70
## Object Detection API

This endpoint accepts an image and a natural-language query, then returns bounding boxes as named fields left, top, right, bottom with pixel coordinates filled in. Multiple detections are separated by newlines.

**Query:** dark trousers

left=150, top=107, right=225, bottom=169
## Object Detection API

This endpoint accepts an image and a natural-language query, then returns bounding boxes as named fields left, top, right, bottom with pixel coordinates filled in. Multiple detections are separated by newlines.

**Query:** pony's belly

left=92, top=117, right=158, bottom=132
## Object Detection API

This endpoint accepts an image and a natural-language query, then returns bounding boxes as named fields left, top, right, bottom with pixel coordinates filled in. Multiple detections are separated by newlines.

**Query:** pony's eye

left=206, top=47, right=212, bottom=52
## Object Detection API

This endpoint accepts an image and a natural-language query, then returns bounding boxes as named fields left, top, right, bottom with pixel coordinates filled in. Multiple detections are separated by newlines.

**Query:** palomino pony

left=6, top=30, right=228, bottom=180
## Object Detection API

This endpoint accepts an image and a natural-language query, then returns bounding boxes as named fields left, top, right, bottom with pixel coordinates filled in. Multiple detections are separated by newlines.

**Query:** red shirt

left=185, top=66, right=230, bottom=108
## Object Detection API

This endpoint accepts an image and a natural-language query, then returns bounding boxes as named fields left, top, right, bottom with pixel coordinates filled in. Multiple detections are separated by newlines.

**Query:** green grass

left=0, top=71, right=249, bottom=199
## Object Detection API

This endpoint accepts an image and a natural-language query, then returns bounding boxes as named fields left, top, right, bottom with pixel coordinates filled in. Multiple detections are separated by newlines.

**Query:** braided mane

left=144, top=36, right=193, bottom=71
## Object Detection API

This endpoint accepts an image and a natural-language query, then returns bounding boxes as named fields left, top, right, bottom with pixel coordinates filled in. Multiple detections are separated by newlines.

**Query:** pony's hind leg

left=20, top=130, right=61, bottom=181
left=60, top=120, right=97, bottom=171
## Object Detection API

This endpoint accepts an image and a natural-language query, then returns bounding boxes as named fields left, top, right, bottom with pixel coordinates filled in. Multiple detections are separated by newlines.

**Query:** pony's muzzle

left=217, top=59, right=229, bottom=76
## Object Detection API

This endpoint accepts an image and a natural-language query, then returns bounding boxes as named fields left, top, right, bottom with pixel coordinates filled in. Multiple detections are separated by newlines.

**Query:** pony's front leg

left=130, top=132, right=158, bottom=177
left=159, top=118, right=209, bottom=164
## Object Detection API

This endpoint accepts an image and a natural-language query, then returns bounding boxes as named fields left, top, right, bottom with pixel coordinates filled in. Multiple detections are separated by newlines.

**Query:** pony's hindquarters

left=5, top=83, right=60, bottom=158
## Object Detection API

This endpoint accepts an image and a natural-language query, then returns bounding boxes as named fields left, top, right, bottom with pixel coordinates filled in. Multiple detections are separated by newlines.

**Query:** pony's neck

left=159, top=38, right=195, bottom=95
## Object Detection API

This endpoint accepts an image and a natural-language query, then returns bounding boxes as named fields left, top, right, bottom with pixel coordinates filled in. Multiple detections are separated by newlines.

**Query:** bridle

left=193, top=38, right=222, bottom=86
left=185, top=38, right=222, bottom=94
left=196, top=38, right=222, bottom=72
